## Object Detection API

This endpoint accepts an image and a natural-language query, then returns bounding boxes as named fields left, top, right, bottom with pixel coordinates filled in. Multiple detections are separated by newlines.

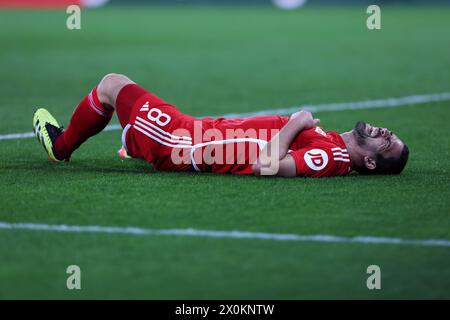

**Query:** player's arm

left=252, top=111, right=320, bottom=177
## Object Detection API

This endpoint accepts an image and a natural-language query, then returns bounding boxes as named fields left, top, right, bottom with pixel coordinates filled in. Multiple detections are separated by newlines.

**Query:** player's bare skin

left=96, top=73, right=135, bottom=109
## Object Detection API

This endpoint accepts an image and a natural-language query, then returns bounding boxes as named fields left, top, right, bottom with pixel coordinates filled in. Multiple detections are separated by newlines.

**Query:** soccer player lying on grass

left=32, top=73, right=409, bottom=177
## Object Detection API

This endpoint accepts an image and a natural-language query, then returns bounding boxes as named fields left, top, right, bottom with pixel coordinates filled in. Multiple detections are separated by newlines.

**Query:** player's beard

left=353, top=121, right=368, bottom=147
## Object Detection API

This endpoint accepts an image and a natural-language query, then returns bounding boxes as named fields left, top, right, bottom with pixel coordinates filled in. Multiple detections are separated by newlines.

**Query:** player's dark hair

left=356, top=144, right=409, bottom=175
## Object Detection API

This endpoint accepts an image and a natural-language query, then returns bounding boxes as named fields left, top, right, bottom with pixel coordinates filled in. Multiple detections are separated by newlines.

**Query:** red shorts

left=117, top=84, right=197, bottom=172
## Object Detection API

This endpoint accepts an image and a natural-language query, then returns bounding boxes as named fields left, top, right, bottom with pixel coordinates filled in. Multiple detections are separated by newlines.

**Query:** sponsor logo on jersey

left=140, top=101, right=150, bottom=112
left=304, top=149, right=328, bottom=171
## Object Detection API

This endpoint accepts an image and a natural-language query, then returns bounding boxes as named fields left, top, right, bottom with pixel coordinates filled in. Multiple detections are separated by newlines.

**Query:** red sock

left=54, top=87, right=113, bottom=159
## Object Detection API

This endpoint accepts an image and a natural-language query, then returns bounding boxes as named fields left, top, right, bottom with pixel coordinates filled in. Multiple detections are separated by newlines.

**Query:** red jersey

left=122, top=91, right=352, bottom=177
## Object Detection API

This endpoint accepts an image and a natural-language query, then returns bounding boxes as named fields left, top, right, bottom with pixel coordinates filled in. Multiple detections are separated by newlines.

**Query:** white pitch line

left=0, top=222, right=449, bottom=248
left=1, top=91, right=450, bottom=141
left=220, top=91, right=450, bottom=118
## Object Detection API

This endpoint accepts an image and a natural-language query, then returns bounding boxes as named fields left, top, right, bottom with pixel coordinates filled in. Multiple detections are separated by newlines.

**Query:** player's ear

left=364, top=156, right=377, bottom=171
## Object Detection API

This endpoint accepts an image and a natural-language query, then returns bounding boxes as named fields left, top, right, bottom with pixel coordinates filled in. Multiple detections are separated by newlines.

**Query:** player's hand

left=289, top=110, right=320, bottom=130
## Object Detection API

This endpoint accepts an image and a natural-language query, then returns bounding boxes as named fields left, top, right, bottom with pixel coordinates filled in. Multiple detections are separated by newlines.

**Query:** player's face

left=352, top=121, right=405, bottom=160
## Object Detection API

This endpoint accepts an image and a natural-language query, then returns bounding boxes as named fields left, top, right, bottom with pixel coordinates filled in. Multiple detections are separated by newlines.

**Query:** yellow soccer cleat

left=32, top=108, right=65, bottom=161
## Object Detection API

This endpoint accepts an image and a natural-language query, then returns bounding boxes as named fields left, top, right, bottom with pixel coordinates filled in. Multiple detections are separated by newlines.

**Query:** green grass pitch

left=0, top=5, right=449, bottom=299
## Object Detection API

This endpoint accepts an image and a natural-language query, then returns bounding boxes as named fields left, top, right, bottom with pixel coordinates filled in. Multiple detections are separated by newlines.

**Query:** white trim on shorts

left=189, top=138, right=267, bottom=172
left=122, top=124, right=132, bottom=153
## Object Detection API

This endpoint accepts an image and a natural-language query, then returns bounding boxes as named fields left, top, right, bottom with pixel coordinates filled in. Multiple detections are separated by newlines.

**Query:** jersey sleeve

left=289, top=147, right=342, bottom=178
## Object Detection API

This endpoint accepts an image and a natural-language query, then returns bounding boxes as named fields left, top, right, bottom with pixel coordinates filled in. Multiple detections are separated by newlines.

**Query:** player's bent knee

left=97, top=73, right=134, bottom=108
